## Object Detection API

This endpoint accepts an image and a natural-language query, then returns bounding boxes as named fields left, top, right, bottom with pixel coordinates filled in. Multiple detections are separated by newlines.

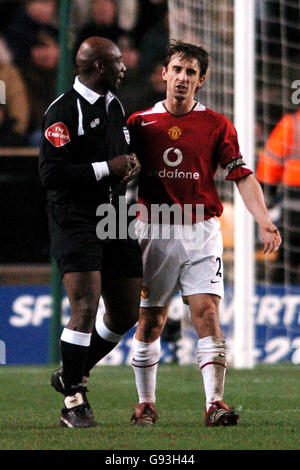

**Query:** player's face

left=162, top=54, right=205, bottom=102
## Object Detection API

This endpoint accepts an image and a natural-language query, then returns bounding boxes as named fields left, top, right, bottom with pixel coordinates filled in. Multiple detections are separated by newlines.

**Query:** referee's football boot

left=60, top=392, right=99, bottom=428
left=205, top=400, right=239, bottom=427
left=51, top=367, right=90, bottom=404
left=130, top=403, right=158, bottom=426
left=50, top=367, right=66, bottom=395
left=50, top=367, right=95, bottom=420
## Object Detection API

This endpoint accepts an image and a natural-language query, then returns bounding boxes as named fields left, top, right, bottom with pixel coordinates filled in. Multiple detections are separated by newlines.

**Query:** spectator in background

left=119, top=60, right=166, bottom=118
left=74, top=0, right=124, bottom=53
left=21, top=31, right=59, bottom=147
left=114, top=34, right=141, bottom=118
left=0, top=53, right=29, bottom=142
left=116, top=0, right=137, bottom=37
left=256, top=110, right=300, bottom=284
left=70, top=0, right=93, bottom=30
left=0, top=0, right=21, bottom=33
left=138, top=10, right=169, bottom=77
left=3, top=0, right=57, bottom=66
left=0, top=106, right=27, bottom=146
left=0, top=35, right=13, bottom=64
left=115, top=0, right=168, bottom=46
left=137, top=62, right=166, bottom=110
left=133, top=0, right=168, bottom=45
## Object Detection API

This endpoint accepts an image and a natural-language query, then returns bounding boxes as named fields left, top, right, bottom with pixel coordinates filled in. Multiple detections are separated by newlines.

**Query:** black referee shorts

left=47, top=202, right=143, bottom=279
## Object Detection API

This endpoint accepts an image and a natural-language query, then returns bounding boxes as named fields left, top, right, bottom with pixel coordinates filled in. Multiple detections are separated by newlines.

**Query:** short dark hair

left=164, top=40, right=209, bottom=77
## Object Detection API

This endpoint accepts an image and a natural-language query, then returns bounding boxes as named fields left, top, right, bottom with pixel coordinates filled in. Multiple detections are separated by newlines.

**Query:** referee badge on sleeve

left=45, top=122, right=71, bottom=147
left=123, top=126, right=130, bottom=144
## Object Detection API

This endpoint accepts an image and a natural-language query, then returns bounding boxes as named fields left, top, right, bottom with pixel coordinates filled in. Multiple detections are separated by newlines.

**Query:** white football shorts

left=135, top=217, right=224, bottom=307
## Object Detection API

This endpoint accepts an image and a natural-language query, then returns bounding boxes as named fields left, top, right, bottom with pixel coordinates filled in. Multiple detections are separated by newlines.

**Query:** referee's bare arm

left=235, top=174, right=282, bottom=254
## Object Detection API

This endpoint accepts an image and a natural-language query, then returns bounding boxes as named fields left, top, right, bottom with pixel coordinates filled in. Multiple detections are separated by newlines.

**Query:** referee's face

left=100, top=46, right=126, bottom=92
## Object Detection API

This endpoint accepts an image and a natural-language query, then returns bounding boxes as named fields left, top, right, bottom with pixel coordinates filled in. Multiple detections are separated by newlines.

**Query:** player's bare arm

left=235, top=174, right=282, bottom=254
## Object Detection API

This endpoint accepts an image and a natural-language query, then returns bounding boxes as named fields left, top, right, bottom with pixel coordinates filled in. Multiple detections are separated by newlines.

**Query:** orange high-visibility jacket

left=256, top=110, right=300, bottom=210
left=257, top=110, right=300, bottom=187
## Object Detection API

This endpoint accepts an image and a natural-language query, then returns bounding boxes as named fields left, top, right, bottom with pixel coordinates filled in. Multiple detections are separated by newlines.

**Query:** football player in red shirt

left=127, top=41, right=281, bottom=427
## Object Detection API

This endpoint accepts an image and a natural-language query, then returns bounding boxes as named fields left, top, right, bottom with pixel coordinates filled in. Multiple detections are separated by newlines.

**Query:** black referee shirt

left=39, top=76, right=130, bottom=211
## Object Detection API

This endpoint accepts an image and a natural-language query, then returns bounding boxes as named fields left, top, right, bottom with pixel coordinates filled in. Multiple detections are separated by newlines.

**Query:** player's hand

left=121, top=153, right=141, bottom=183
left=107, top=154, right=137, bottom=180
left=258, top=221, right=282, bottom=254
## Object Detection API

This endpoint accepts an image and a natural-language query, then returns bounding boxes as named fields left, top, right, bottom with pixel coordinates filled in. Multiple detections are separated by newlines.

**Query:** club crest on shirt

left=141, top=287, right=149, bottom=299
left=168, top=126, right=182, bottom=140
left=45, top=122, right=71, bottom=147
left=123, top=126, right=130, bottom=144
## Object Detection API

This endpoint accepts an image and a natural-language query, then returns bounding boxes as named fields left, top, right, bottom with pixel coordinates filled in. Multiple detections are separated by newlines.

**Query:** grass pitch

left=0, top=363, right=299, bottom=451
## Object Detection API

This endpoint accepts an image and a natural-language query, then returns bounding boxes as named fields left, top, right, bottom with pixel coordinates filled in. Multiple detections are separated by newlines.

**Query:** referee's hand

left=107, top=153, right=141, bottom=183
left=122, top=153, right=141, bottom=183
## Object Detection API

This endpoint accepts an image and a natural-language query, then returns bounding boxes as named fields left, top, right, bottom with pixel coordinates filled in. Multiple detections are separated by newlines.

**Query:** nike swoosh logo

left=211, top=280, right=221, bottom=283
left=141, top=120, right=157, bottom=127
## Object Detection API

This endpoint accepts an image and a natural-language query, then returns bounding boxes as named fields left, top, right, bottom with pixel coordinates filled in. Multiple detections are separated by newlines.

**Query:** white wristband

left=91, top=161, right=110, bottom=181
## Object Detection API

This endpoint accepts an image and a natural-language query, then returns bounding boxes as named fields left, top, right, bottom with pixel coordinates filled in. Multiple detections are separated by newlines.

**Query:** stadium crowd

left=0, top=0, right=168, bottom=147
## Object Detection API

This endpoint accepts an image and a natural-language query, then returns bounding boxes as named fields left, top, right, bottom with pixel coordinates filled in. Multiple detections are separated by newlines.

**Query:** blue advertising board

left=0, top=284, right=300, bottom=365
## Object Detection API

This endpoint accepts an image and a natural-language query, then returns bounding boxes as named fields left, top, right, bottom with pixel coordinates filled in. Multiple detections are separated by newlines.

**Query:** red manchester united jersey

left=127, top=101, right=252, bottom=222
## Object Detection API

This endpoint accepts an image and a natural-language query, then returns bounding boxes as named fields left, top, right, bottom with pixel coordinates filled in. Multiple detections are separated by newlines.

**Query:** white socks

left=197, top=336, right=227, bottom=411
left=131, top=335, right=226, bottom=410
left=131, top=336, right=161, bottom=404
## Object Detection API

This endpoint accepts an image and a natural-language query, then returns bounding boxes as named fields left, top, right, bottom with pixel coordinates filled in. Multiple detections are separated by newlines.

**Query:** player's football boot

left=130, top=403, right=158, bottom=426
left=205, top=400, right=239, bottom=427
left=60, top=392, right=99, bottom=428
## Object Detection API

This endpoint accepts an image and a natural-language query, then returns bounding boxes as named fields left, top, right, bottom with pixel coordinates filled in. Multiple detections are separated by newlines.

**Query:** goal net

left=167, top=0, right=300, bottom=365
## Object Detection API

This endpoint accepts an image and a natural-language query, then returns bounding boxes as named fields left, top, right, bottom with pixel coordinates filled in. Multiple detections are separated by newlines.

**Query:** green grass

left=0, top=363, right=299, bottom=450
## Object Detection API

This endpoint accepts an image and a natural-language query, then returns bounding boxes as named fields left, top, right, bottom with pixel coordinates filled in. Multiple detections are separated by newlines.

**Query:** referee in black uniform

left=39, top=36, right=143, bottom=428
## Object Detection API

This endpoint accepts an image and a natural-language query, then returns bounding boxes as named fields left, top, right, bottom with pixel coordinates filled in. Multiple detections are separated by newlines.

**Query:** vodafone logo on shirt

left=163, top=147, right=183, bottom=167
left=45, top=122, right=71, bottom=147
left=146, top=147, right=200, bottom=180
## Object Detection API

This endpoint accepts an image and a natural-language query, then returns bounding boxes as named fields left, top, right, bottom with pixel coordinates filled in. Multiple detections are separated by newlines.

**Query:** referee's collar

left=73, top=76, right=105, bottom=104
